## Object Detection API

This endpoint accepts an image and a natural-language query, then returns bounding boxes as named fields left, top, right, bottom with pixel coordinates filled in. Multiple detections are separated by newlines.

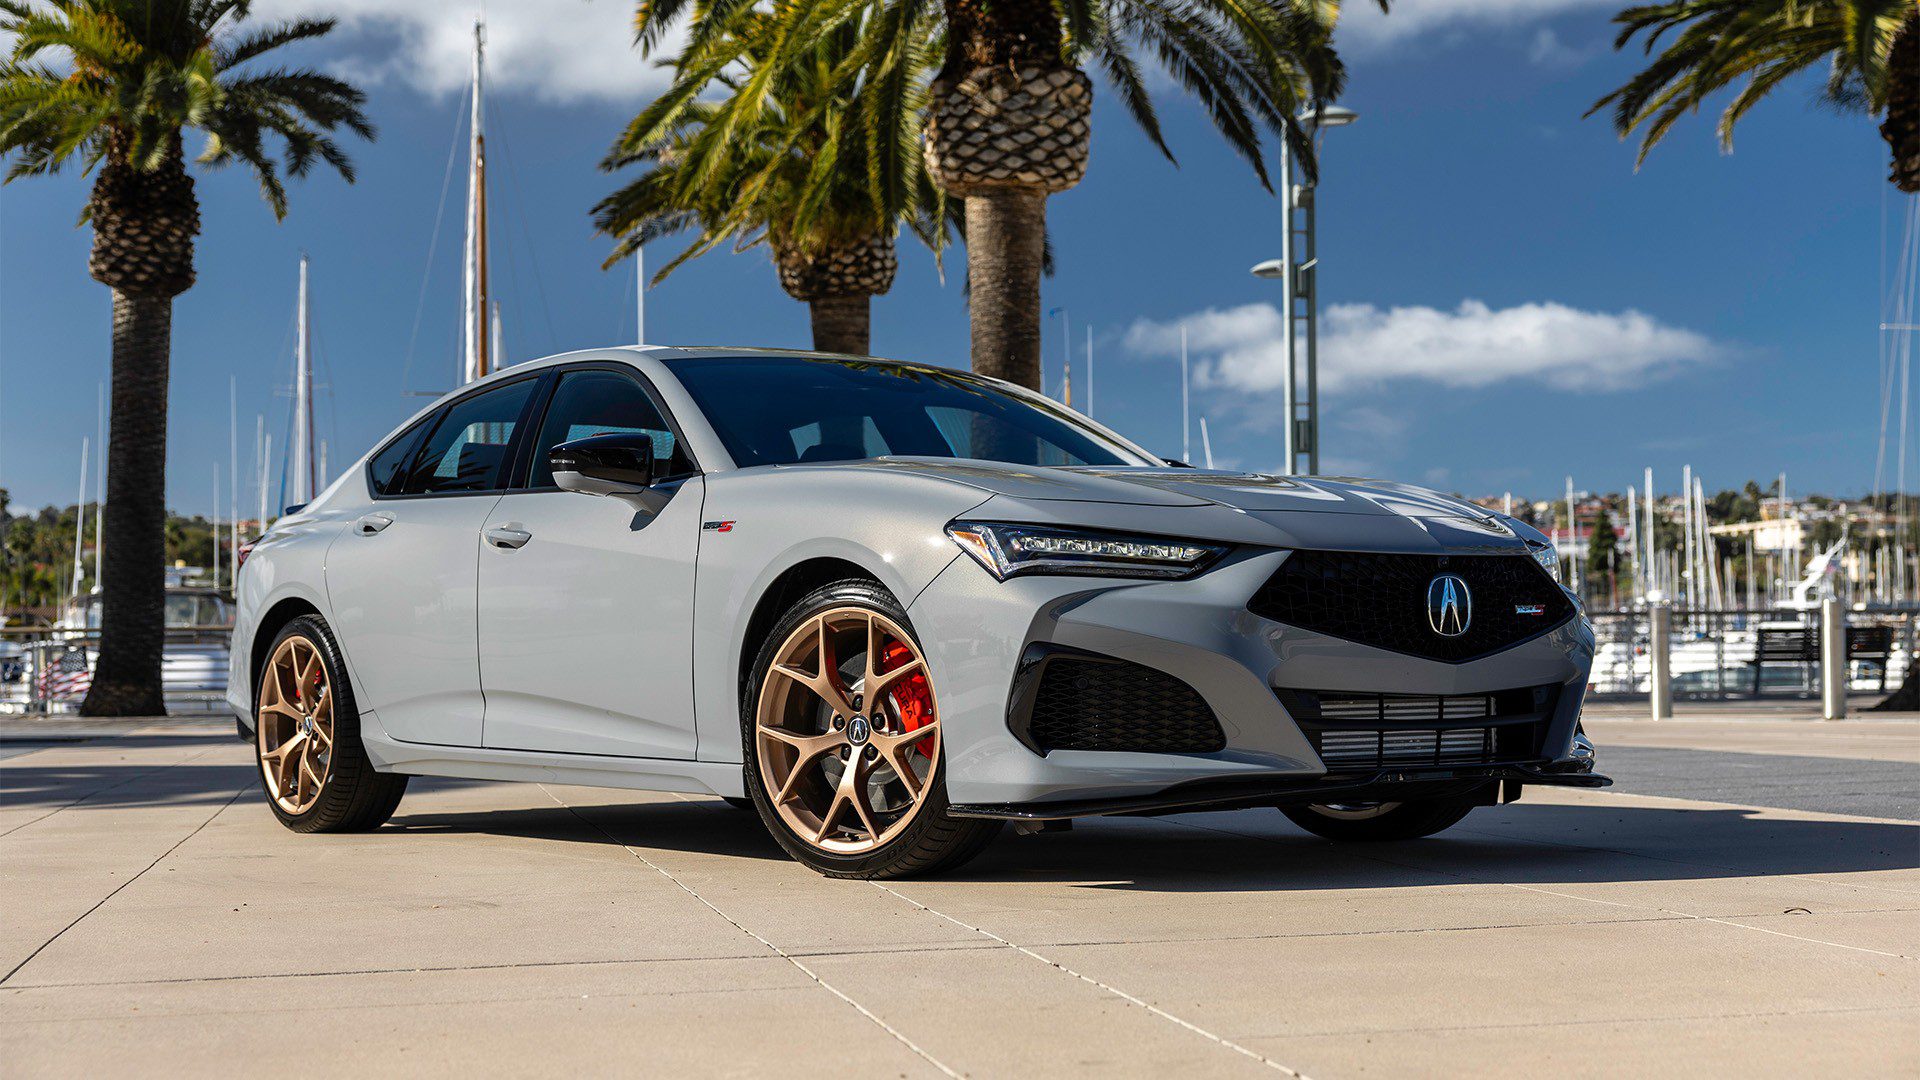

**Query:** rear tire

left=254, top=615, right=408, bottom=833
left=1280, top=796, right=1477, bottom=842
left=743, top=579, right=999, bottom=878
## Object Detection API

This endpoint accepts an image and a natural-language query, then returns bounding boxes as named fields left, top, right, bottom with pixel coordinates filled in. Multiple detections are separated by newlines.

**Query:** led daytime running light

left=946, top=522, right=1225, bottom=581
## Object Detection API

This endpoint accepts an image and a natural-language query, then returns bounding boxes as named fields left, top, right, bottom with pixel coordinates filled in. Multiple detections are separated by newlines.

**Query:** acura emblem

left=1427, top=575, right=1472, bottom=637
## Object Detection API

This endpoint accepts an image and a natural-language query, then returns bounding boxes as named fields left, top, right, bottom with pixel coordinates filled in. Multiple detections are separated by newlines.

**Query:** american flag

left=36, top=647, right=92, bottom=701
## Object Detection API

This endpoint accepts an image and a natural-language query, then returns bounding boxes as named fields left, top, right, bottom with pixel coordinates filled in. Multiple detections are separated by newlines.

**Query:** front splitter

left=946, top=764, right=1611, bottom=821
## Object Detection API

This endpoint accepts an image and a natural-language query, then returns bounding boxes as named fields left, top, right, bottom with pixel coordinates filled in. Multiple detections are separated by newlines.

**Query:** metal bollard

left=1820, top=598, right=1847, bottom=721
left=1649, top=603, right=1672, bottom=721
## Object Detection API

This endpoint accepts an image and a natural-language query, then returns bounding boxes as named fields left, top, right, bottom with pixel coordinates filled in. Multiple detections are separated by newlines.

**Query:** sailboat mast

left=462, top=21, right=491, bottom=383
left=94, top=383, right=105, bottom=590
left=292, top=255, right=313, bottom=506
left=229, top=377, right=238, bottom=587
left=71, top=437, right=88, bottom=602
left=1180, top=325, right=1190, bottom=463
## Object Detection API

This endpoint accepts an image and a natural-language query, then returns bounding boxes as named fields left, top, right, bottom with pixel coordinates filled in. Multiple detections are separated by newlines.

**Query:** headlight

left=1526, top=539, right=1560, bottom=580
left=946, top=521, right=1226, bottom=580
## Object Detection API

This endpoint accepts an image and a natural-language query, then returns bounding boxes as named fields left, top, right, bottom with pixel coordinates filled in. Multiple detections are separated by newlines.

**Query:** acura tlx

left=230, top=348, right=1607, bottom=878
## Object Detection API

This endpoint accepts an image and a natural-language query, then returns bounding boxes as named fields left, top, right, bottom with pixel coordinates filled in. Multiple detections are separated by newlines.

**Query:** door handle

left=353, top=513, right=394, bottom=536
left=484, top=525, right=532, bottom=550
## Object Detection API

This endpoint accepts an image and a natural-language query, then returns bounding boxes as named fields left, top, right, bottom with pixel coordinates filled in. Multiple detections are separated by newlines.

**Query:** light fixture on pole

left=1250, top=103, right=1359, bottom=475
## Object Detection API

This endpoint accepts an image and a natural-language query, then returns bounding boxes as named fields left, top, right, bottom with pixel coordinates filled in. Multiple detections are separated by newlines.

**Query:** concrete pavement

left=2, top=717, right=1915, bottom=1078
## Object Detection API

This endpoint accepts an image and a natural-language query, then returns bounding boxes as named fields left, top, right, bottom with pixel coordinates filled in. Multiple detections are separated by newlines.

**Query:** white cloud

left=253, top=0, right=683, bottom=104
left=1336, top=0, right=1615, bottom=53
left=1123, top=299, right=1722, bottom=395
left=1525, top=27, right=1599, bottom=67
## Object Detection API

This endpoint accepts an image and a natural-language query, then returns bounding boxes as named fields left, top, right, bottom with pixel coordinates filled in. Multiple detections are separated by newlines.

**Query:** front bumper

left=909, top=548, right=1596, bottom=808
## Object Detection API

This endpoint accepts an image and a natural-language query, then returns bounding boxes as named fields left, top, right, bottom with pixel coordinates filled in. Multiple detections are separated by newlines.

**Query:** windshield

left=664, top=355, right=1155, bottom=469
left=80, top=593, right=230, bottom=628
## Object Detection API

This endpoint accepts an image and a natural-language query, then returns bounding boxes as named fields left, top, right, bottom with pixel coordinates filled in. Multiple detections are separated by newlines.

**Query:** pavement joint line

left=1446, top=818, right=1920, bottom=899
left=1579, top=786, right=1920, bottom=824
left=0, top=783, right=251, bottom=987
left=535, top=784, right=963, bottom=1080
left=0, top=743, right=228, bottom=838
left=1164, top=816, right=1919, bottom=961
left=1496, top=882, right=1917, bottom=960
left=0, top=940, right=1019, bottom=994
left=0, top=981, right=833, bottom=1028
left=1015, top=910, right=1915, bottom=949
left=0, top=952, right=785, bottom=992
left=868, top=880, right=1314, bottom=1079
left=1233, top=1002, right=1920, bottom=1042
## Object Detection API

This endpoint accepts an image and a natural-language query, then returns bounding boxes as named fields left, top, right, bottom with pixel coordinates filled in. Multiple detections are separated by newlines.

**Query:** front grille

left=1027, top=657, right=1225, bottom=754
left=1277, top=685, right=1556, bottom=773
left=1247, top=550, right=1575, bottom=663
left=1314, top=727, right=1499, bottom=770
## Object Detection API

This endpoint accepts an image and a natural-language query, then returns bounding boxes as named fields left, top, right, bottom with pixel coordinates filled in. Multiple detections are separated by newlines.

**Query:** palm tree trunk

left=1885, top=12, right=1920, bottom=193
left=79, top=291, right=171, bottom=717
left=964, top=189, right=1047, bottom=388
left=809, top=294, right=872, bottom=355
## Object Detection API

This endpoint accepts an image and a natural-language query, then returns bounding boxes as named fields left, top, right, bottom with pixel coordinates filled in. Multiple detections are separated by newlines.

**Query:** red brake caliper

left=878, top=641, right=933, bottom=760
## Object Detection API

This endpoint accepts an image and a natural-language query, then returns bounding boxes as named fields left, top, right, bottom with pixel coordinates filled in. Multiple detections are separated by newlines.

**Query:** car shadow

left=0, top=751, right=493, bottom=813
left=389, top=796, right=1920, bottom=893
left=9, top=745, right=1913, bottom=894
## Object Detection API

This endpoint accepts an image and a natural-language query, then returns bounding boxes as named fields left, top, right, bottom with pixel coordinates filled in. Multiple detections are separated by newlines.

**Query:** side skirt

left=364, top=726, right=747, bottom=798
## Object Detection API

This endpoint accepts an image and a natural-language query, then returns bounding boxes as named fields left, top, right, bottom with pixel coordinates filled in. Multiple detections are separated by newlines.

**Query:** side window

left=367, top=421, right=425, bottom=497
left=527, top=369, right=694, bottom=487
left=402, top=379, right=536, bottom=495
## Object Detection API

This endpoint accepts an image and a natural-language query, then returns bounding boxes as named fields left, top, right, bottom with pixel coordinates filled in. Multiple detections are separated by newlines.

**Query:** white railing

left=0, top=626, right=232, bottom=716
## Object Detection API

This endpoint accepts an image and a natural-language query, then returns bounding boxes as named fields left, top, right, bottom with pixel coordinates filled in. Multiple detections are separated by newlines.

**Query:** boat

left=31, top=574, right=233, bottom=708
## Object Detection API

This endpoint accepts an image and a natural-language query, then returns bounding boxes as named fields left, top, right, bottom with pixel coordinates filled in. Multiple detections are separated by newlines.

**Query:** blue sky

left=0, top=0, right=1885, bottom=515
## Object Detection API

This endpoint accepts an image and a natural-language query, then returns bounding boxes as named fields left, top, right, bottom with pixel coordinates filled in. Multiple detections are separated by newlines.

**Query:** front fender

left=690, top=467, right=990, bottom=762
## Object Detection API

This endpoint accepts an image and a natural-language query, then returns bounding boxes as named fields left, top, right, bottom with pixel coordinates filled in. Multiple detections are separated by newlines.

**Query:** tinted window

left=367, top=422, right=424, bottom=497
left=663, top=356, right=1151, bottom=469
left=403, top=379, right=536, bottom=495
left=527, top=369, right=694, bottom=487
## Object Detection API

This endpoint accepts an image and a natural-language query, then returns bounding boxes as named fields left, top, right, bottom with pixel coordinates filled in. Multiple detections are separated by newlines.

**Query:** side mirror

left=550, top=432, right=655, bottom=497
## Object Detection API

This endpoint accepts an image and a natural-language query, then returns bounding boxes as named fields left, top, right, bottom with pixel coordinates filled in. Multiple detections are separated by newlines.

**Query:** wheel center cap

left=301, top=716, right=315, bottom=736
left=847, top=716, right=870, bottom=745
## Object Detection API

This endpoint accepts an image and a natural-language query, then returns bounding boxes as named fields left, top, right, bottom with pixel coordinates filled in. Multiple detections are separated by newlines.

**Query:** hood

left=823, top=458, right=1528, bottom=554
left=847, top=459, right=1494, bottom=518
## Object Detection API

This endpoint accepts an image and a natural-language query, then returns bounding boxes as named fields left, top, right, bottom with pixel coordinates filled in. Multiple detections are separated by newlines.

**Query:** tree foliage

left=595, top=7, right=947, bottom=281
left=1591, top=0, right=1911, bottom=168
left=0, top=0, right=373, bottom=216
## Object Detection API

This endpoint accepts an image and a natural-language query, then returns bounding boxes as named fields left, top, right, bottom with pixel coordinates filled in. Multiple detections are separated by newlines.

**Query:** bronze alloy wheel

left=755, top=606, right=940, bottom=854
left=257, top=634, right=335, bottom=815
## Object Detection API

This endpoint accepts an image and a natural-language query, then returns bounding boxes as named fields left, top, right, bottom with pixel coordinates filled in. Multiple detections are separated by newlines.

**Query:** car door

left=324, top=376, right=540, bottom=747
left=476, top=365, right=704, bottom=758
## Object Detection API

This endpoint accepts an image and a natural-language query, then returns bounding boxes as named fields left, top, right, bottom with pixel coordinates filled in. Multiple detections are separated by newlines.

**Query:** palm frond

left=1592, top=0, right=1908, bottom=165
left=0, top=0, right=370, bottom=220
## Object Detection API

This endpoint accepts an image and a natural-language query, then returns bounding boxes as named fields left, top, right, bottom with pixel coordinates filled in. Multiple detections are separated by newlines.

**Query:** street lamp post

left=1251, top=104, right=1357, bottom=475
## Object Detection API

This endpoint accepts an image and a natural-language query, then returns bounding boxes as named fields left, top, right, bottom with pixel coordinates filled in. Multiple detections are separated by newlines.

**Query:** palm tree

left=1592, top=1, right=1920, bottom=190
left=0, top=0, right=372, bottom=715
left=597, top=14, right=946, bottom=355
left=630, top=0, right=1362, bottom=390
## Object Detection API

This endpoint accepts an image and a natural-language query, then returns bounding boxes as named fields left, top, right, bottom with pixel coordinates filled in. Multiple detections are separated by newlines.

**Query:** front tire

left=254, top=615, right=407, bottom=833
left=743, top=580, right=999, bottom=878
left=1280, top=796, right=1477, bottom=842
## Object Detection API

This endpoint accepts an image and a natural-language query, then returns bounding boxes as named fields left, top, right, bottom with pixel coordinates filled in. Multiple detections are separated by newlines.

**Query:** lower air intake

left=1026, top=656, right=1226, bottom=755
